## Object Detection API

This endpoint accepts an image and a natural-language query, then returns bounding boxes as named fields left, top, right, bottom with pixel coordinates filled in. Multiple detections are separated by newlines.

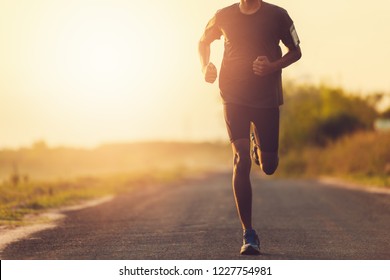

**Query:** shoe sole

left=250, top=133, right=260, bottom=166
left=240, top=244, right=261, bottom=255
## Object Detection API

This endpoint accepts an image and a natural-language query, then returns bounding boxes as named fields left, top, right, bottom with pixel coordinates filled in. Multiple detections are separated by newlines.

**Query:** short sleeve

left=279, top=10, right=300, bottom=49
left=200, top=13, right=223, bottom=44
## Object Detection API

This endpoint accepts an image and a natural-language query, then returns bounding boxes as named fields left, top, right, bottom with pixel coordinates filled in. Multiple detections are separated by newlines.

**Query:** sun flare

left=51, top=4, right=160, bottom=97
left=1, top=0, right=236, bottom=147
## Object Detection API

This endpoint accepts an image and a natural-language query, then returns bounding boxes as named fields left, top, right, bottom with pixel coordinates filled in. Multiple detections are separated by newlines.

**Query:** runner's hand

left=253, top=56, right=275, bottom=76
left=202, top=63, right=218, bottom=83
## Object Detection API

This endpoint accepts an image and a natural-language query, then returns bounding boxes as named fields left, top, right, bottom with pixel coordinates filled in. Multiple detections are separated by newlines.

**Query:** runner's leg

left=252, top=107, right=280, bottom=175
left=231, top=138, right=252, bottom=230
left=224, top=104, right=253, bottom=230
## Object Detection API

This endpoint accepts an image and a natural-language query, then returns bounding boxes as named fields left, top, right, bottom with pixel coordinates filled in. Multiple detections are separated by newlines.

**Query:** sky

left=1, top=0, right=390, bottom=148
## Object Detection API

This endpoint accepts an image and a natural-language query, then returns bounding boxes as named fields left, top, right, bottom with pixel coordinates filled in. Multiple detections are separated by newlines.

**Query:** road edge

left=317, top=176, right=390, bottom=195
left=0, top=195, right=114, bottom=257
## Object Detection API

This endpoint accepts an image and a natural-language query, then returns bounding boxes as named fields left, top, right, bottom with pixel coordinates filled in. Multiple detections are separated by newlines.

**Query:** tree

left=280, top=84, right=378, bottom=151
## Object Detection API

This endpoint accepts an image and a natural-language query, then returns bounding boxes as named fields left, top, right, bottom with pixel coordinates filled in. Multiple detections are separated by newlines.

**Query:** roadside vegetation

left=0, top=169, right=196, bottom=225
left=277, top=82, right=390, bottom=188
left=0, top=142, right=231, bottom=225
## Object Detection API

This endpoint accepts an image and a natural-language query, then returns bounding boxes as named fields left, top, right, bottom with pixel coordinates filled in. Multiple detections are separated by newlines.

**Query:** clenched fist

left=253, top=56, right=276, bottom=76
left=202, top=62, right=218, bottom=84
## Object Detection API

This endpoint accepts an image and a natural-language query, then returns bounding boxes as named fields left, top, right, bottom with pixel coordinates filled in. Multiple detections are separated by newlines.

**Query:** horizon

left=0, top=138, right=230, bottom=151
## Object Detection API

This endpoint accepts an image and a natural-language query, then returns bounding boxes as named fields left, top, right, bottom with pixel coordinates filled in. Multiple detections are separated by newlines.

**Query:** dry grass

left=0, top=169, right=196, bottom=225
left=278, top=131, right=390, bottom=188
left=0, top=141, right=231, bottom=224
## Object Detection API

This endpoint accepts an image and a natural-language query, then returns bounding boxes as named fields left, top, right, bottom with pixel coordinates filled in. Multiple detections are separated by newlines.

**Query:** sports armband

left=290, top=24, right=300, bottom=47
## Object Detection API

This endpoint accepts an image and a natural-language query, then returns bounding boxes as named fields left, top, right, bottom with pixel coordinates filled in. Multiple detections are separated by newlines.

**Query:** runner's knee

left=232, top=139, right=252, bottom=174
left=261, top=152, right=279, bottom=175
left=234, top=152, right=251, bottom=174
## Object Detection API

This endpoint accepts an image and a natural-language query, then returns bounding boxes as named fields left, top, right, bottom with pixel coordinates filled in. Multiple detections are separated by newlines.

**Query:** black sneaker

left=250, top=133, right=260, bottom=166
left=240, top=229, right=261, bottom=255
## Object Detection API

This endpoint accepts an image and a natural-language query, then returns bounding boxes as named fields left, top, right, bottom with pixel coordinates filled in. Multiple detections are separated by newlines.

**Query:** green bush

left=313, top=113, right=364, bottom=146
left=280, top=84, right=378, bottom=151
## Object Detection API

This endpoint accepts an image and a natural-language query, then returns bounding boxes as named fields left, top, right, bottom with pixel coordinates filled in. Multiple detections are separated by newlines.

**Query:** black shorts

left=223, top=103, right=279, bottom=153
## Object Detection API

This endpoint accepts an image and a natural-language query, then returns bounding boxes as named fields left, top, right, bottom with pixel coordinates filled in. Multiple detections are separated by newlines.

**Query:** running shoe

left=250, top=132, right=260, bottom=166
left=240, top=229, right=261, bottom=255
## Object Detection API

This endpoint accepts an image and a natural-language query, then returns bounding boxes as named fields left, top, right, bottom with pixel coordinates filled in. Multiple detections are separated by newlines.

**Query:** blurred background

left=1, top=0, right=390, bottom=221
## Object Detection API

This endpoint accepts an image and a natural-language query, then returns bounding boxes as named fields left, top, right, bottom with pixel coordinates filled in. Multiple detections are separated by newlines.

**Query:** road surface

left=2, top=172, right=390, bottom=259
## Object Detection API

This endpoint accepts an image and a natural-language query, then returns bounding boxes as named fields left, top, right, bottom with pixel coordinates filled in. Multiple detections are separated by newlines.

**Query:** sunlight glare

left=55, top=7, right=146, bottom=94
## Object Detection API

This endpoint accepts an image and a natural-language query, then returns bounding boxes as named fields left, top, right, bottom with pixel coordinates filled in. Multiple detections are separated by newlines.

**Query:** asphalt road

left=2, top=172, right=390, bottom=260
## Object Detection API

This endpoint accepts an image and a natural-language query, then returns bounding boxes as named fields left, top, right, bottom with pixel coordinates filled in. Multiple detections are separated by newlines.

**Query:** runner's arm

left=274, top=45, right=302, bottom=70
left=198, top=39, right=212, bottom=73
left=253, top=46, right=301, bottom=77
left=198, top=15, right=221, bottom=83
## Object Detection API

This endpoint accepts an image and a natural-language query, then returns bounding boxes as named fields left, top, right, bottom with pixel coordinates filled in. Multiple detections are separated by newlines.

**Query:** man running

left=198, top=0, right=301, bottom=255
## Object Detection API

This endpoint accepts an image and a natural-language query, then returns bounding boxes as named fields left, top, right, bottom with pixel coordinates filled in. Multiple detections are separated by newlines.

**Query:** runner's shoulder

left=215, top=3, right=239, bottom=17
left=262, top=2, right=289, bottom=17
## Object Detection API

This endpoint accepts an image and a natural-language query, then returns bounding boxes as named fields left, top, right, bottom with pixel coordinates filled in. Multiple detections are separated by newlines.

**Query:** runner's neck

left=239, top=0, right=262, bottom=15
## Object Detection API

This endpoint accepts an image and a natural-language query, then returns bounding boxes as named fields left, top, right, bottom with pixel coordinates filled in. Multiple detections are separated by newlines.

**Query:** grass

left=0, top=141, right=231, bottom=225
left=277, top=131, right=390, bottom=188
left=0, top=167, right=203, bottom=226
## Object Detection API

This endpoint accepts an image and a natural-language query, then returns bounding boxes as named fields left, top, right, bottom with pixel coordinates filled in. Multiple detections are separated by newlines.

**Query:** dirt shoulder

left=0, top=196, right=113, bottom=255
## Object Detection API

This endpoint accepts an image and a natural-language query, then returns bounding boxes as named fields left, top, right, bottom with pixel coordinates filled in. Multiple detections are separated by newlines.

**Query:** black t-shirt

left=201, top=2, right=300, bottom=108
